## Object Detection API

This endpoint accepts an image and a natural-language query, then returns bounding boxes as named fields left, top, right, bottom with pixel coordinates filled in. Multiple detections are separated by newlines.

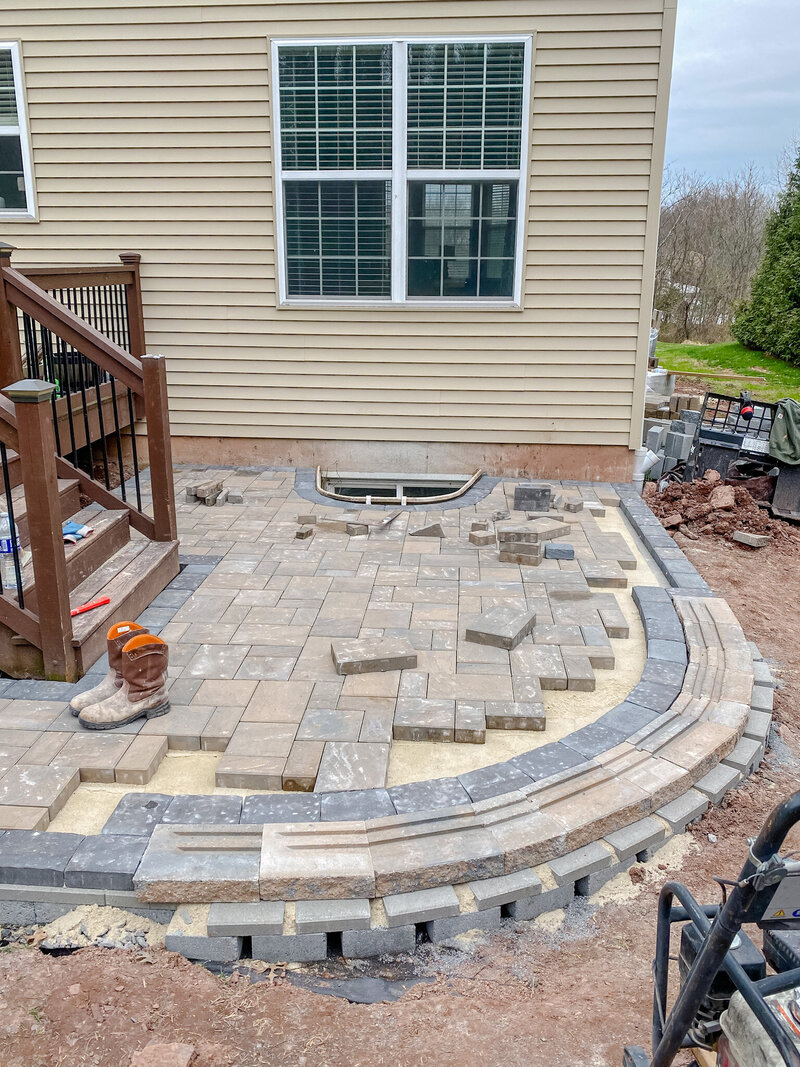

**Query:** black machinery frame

left=624, top=790, right=800, bottom=1066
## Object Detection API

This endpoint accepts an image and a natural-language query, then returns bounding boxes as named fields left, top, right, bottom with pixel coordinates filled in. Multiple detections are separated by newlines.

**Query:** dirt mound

left=643, top=471, right=800, bottom=549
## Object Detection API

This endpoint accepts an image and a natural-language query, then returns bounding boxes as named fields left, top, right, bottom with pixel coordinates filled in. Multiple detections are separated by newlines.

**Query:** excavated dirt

left=1, top=537, right=799, bottom=1065
left=644, top=471, right=800, bottom=549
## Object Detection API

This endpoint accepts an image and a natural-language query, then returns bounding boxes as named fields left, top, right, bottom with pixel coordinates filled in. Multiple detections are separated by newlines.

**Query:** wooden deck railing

left=0, top=244, right=176, bottom=679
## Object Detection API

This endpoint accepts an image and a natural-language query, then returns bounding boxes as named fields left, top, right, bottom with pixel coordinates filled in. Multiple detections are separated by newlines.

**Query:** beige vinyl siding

left=1, top=0, right=675, bottom=449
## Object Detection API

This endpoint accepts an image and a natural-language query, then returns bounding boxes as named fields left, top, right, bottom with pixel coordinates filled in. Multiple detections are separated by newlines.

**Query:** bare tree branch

left=655, top=164, right=774, bottom=342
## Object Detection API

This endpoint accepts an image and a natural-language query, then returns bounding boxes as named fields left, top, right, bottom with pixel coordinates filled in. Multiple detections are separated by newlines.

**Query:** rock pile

left=644, top=470, right=798, bottom=546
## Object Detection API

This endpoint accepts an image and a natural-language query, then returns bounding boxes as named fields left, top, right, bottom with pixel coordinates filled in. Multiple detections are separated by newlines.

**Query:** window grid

left=284, top=180, right=391, bottom=298
left=407, top=181, right=517, bottom=298
left=279, top=44, right=393, bottom=171
left=406, top=42, right=525, bottom=170
left=273, top=36, right=530, bottom=305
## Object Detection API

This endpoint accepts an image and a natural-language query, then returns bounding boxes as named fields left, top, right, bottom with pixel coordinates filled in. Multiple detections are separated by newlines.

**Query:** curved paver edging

left=0, top=482, right=775, bottom=964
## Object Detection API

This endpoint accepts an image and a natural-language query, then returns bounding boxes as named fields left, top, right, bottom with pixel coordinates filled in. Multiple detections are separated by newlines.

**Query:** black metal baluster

left=43, top=308, right=56, bottom=385
left=0, top=443, right=24, bottom=608
left=114, top=284, right=125, bottom=355
left=92, top=355, right=110, bottom=491
left=49, top=385, right=62, bottom=457
left=120, top=283, right=133, bottom=356
left=126, top=388, right=142, bottom=511
left=119, top=285, right=131, bottom=352
left=109, top=285, right=120, bottom=351
left=36, top=308, right=63, bottom=458
left=87, top=285, right=111, bottom=487
left=22, top=311, right=37, bottom=378
left=109, top=373, right=127, bottom=502
left=101, top=287, right=111, bottom=380
left=55, top=313, right=78, bottom=466
left=75, top=289, right=93, bottom=475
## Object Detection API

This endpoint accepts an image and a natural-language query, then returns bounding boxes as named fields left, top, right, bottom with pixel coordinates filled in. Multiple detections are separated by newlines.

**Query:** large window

left=0, top=43, right=35, bottom=219
left=272, top=38, right=530, bottom=305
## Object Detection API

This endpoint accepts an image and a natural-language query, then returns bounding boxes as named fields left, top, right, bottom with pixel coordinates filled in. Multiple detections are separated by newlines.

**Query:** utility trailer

left=684, top=392, right=800, bottom=521
left=624, top=791, right=800, bottom=1067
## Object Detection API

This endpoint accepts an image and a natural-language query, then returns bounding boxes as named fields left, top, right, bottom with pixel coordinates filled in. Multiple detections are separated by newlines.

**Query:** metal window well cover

left=316, top=467, right=483, bottom=504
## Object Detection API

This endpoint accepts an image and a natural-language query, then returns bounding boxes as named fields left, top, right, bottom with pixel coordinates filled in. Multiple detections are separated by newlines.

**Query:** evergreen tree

left=732, top=151, right=800, bottom=362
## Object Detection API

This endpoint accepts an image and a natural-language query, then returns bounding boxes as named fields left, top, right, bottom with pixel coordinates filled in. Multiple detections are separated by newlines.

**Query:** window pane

left=407, top=42, right=524, bottom=169
left=0, top=135, right=26, bottom=211
left=279, top=44, right=392, bottom=170
left=284, top=180, right=391, bottom=298
left=0, top=50, right=18, bottom=124
left=407, top=180, right=517, bottom=298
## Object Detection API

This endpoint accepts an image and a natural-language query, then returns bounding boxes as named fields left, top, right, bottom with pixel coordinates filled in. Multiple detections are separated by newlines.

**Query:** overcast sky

left=664, top=0, right=800, bottom=181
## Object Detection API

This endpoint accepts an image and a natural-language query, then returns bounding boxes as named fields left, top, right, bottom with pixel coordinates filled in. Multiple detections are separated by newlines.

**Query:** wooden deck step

left=21, top=507, right=131, bottom=612
left=5, top=478, right=82, bottom=547
left=71, top=538, right=180, bottom=673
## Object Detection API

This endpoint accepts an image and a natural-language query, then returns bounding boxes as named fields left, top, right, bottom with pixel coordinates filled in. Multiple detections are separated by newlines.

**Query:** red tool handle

left=70, top=595, right=110, bottom=617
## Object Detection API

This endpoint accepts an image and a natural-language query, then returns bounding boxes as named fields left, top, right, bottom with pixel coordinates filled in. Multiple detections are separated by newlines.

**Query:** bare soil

left=2, top=532, right=800, bottom=1066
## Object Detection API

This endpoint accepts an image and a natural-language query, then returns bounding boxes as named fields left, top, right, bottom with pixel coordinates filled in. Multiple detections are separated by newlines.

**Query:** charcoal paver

left=64, top=834, right=148, bottom=891
left=0, top=830, right=85, bottom=887
left=162, top=795, right=243, bottom=825
left=101, top=793, right=173, bottom=837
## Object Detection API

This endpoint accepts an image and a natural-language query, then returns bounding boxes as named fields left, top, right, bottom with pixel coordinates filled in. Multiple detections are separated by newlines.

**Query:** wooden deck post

left=0, top=244, right=24, bottom=389
left=4, top=379, right=78, bottom=681
left=119, top=251, right=145, bottom=357
left=120, top=252, right=146, bottom=418
left=141, top=354, right=177, bottom=542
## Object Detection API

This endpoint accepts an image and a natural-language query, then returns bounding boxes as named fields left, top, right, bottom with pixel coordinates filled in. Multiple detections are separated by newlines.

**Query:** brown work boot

left=79, top=634, right=169, bottom=730
left=69, top=621, right=150, bottom=716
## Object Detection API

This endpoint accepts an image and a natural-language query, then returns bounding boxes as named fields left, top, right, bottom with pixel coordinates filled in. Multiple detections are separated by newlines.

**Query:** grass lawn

left=656, top=341, right=800, bottom=404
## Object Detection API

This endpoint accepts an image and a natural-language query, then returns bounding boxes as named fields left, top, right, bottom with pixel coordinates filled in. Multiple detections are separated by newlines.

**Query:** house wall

left=1, top=0, right=677, bottom=480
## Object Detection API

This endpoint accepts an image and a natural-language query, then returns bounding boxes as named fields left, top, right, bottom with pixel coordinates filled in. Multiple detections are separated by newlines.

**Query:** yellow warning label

left=774, top=910, right=786, bottom=917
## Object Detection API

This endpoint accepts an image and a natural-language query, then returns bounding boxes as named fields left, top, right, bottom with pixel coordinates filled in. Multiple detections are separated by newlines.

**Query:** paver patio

left=0, top=469, right=660, bottom=815
left=0, top=466, right=770, bottom=966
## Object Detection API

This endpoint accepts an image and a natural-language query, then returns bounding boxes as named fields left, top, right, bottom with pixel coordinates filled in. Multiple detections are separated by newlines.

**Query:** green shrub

left=733, top=151, right=800, bottom=363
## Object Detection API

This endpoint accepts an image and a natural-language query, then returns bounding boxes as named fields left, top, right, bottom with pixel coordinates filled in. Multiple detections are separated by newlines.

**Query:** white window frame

left=0, top=41, right=36, bottom=221
left=271, top=35, right=532, bottom=309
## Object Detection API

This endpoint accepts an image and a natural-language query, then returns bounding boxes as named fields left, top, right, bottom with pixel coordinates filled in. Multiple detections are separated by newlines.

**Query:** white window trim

left=0, top=41, right=36, bottom=221
left=271, top=35, right=532, bottom=309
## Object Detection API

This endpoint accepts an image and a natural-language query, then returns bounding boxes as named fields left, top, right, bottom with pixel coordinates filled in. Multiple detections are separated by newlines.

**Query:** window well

left=317, top=468, right=482, bottom=504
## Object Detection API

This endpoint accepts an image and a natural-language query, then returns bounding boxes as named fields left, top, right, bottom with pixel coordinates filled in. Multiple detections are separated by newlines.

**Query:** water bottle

left=0, top=513, right=20, bottom=591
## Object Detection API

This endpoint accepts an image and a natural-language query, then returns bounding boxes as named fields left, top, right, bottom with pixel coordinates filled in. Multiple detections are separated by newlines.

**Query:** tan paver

left=315, top=742, right=390, bottom=791
left=283, top=740, right=325, bottom=791
left=331, top=638, right=417, bottom=676
left=0, top=804, right=50, bottom=830
left=194, top=679, right=257, bottom=706
left=201, top=706, right=245, bottom=751
left=115, top=735, right=169, bottom=785
left=17, top=732, right=71, bottom=766
left=0, top=764, right=79, bottom=818
left=52, top=734, right=134, bottom=783
left=215, top=755, right=286, bottom=790
left=226, top=722, right=297, bottom=759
